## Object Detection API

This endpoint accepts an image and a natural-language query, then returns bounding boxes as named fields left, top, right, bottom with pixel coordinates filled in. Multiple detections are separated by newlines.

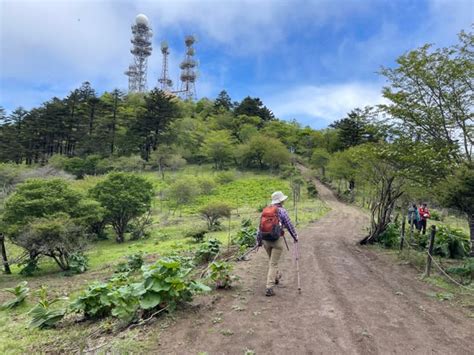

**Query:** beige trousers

left=263, top=237, right=284, bottom=289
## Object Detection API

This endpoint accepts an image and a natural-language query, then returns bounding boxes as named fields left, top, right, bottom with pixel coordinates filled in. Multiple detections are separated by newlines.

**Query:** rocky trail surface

left=154, top=179, right=473, bottom=355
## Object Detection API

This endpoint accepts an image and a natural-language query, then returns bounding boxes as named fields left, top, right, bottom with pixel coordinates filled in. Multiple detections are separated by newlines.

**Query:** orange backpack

left=259, top=205, right=282, bottom=241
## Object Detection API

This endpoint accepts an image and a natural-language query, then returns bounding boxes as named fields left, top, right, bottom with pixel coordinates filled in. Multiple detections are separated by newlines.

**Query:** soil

left=153, top=179, right=474, bottom=355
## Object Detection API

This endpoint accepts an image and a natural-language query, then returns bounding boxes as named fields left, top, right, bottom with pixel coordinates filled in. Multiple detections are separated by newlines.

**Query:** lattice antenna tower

left=158, top=41, right=173, bottom=91
left=124, top=14, right=152, bottom=93
left=179, top=35, right=197, bottom=100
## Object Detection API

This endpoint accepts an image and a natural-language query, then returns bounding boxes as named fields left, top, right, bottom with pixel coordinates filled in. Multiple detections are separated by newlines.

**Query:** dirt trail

left=154, top=179, right=473, bottom=355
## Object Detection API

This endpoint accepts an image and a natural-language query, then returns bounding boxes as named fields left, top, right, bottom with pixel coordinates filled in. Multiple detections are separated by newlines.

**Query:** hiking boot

left=265, top=288, right=275, bottom=297
left=275, top=271, right=282, bottom=285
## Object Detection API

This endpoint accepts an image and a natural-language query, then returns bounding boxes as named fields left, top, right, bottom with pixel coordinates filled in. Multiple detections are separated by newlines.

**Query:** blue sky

left=0, top=0, right=472, bottom=128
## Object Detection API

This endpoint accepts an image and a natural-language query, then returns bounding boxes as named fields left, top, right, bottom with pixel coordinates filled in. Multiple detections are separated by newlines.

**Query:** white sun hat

left=271, top=191, right=288, bottom=205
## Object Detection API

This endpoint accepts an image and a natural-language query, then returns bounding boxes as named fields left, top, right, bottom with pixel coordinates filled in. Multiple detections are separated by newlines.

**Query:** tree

left=310, top=148, right=331, bottom=177
left=90, top=173, right=154, bottom=243
left=380, top=30, right=473, bottom=163
left=199, top=202, right=232, bottom=230
left=15, top=214, right=86, bottom=271
left=201, top=130, right=234, bottom=170
left=214, top=90, right=233, bottom=111
left=234, top=97, right=274, bottom=122
left=262, top=139, right=291, bottom=170
left=2, top=179, right=103, bottom=265
left=133, top=89, right=180, bottom=161
left=167, top=178, right=200, bottom=213
left=437, top=164, right=474, bottom=256
left=149, top=145, right=186, bottom=179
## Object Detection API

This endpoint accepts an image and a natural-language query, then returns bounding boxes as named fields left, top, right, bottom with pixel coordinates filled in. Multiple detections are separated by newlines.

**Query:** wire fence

left=400, top=220, right=473, bottom=291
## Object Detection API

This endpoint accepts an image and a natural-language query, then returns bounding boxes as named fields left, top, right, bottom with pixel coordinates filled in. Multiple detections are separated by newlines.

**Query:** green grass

left=0, top=165, right=329, bottom=353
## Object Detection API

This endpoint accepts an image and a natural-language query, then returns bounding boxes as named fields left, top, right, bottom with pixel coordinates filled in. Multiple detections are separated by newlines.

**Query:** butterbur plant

left=1, top=281, right=29, bottom=310
left=195, top=238, right=221, bottom=263
left=29, top=286, right=68, bottom=329
left=209, top=261, right=237, bottom=289
left=135, top=256, right=210, bottom=311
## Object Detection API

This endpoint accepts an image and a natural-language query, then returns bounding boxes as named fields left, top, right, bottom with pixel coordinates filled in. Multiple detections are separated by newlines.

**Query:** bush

left=432, top=225, right=470, bottom=259
left=67, top=252, right=89, bottom=275
left=186, top=229, right=208, bottom=243
left=90, top=172, right=154, bottom=243
left=96, top=155, right=145, bottom=174
left=306, top=182, right=318, bottom=198
left=430, top=209, right=442, bottom=221
left=1, top=281, right=29, bottom=310
left=3, top=178, right=100, bottom=231
left=16, top=214, right=88, bottom=271
left=197, top=177, right=217, bottom=195
left=215, top=171, right=236, bottom=184
left=167, top=178, right=200, bottom=208
left=19, top=259, right=40, bottom=276
left=115, top=252, right=145, bottom=274
left=233, top=218, right=257, bottom=248
left=209, top=261, right=237, bottom=289
left=195, top=238, right=221, bottom=263
left=378, top=223, right=400, bottom=248
left=446, top=259, right=474, bottom=284
left=199, top=202, right=232, bottom=231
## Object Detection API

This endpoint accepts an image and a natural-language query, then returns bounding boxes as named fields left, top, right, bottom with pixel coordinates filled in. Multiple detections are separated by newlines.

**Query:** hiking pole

left=282, top=235, right=290, bottom=251
left=294, top=242, right=301, bottom=293
left=236, top=244, right=259, bottom=261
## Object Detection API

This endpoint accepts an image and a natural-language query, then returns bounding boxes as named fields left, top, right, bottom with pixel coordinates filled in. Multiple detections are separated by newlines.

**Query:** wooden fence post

left=424, top=225, right=436, bottom=278
left=227, top=215, right=232, bottom=252
left=400, top=215, right=406, bottom=251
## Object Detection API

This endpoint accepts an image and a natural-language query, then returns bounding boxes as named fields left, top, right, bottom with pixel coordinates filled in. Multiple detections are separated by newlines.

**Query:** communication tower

left=125, top=14, right=152, bottom=93
left=178, top=35, right=197, bottom=100
left=158, top=41, right=173, bottom=91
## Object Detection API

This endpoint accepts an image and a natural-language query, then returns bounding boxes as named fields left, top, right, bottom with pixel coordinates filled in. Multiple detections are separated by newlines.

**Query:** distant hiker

left=257, top=191, right=298, bottom=297
left=408, top=204, right=421, bottom=229
left=418, top=203, right=431, bottom=235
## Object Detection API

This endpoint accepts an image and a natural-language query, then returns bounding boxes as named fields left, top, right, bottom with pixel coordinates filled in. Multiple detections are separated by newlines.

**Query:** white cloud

left=264, top=82, right=386, bottom=126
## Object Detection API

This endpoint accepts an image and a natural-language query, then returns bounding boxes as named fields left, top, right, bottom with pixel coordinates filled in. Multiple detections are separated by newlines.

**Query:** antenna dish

left=161, top=41, right=169, bottom=50
left=136, top=14, right=149, bottom=26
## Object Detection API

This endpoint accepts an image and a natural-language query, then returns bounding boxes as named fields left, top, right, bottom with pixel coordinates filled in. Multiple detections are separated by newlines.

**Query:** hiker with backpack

left=418, top=203, right=431, bottom=235
left=258, top=191, right=299, bottom=297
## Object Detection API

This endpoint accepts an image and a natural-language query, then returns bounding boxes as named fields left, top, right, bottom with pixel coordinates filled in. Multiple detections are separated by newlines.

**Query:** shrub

left=95, top=155, right=146, bottom=174
left=195, top=238, right=221, bottom=263
left=185, top=229, right=208, bottom=243
left=67, top=252, right=89, bottom=275
left=446, top=259, right=474, bottom=284
left=430, top=209, right=442, bottom=221
left=209, top=261, right=236, bottom=289
left=199, top=202, right=232, bottom=231
left=432, top=225, right=470, bottom=259
left=1, top=281, right=29, bottom=310
left=90, top=172, right=154, bottom=243
left=215, top=171, right=236, bottom=184
left=306, top=182, right=318, bottom=198
left=19, top=259, right=40, bottom=276
left=15, top=214, right=88, bottom=271
left=197, top=177, right=217, bottom=195
left=378, top=223, right=400, bottom=248
left=167, top=178, right=200, bottom=209
left=115, top=252, right=145, bottom=273
left=29, top=286, right=67, bottom=329
left=233, top=218, right=257, bottom=248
